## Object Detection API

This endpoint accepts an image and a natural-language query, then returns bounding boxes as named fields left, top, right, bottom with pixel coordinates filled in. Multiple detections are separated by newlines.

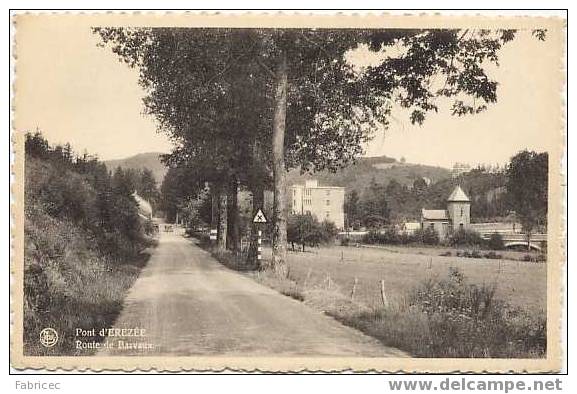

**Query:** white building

left=289, top=179, right=345, bottom=229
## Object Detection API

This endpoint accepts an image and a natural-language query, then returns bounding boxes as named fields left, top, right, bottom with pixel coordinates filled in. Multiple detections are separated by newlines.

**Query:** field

left=262, top=244, right=547, bottom=313
left=209, top=240, right=547, bottom=357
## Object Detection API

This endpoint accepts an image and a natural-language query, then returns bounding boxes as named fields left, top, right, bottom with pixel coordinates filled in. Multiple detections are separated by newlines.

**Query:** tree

left=287, top=214, right=332, bottom=252
left=344, top=190, right=361, bottom=229
left=138, top=168, right=160, bottom=212
left=178, top=188, right=212, bottom=230
left=360, top=178, right=390, bottom=228
left=506, top=150, right=548, bottom=249
left=96, top=27, right=545, bottom=271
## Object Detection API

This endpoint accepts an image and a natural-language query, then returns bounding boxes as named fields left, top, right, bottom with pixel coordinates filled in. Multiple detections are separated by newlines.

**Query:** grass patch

left=331, top=268, right=546, bottom=358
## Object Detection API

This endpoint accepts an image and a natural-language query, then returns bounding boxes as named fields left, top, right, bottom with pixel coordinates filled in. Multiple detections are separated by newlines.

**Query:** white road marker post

left=253, top=208, right=268, bottom=266
left=257, top=229, right=262, bottom=262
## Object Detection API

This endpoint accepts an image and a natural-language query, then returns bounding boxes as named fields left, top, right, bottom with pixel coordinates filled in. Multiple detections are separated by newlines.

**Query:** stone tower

left=447, top=185, right=471, bottom=231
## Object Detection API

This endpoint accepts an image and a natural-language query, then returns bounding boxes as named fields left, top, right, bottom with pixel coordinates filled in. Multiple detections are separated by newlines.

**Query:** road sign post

left=253, top=209, right=267, bottom=264
left=209, top=229, right=217, bottom=242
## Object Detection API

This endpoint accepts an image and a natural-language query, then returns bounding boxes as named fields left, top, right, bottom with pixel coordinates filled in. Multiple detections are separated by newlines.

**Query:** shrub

left=414, top=227, right=439, bottom=245
left=487, top=232, right=505, bottom=250
left=448, top=228, right=485, bottom=247
left=339, top=268, right=546, bottom=358
left=439, top=251, right=452, bottom=257
left=470, top=249, right=482, bottom=259
left=361, top=230, right=384, bottom=245
left=407, top=267, right=546, bottom=357
left=483, top=251, right=502, bottom=259
left=287, top=214, right=338, bottom=252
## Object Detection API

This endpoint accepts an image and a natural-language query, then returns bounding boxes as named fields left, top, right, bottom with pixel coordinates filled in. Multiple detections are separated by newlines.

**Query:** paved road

left=99, top=231, right=406, bottom=357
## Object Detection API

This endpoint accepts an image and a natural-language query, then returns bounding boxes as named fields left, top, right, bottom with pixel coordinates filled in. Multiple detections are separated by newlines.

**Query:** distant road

left=99, top=231, right=406, bottom=357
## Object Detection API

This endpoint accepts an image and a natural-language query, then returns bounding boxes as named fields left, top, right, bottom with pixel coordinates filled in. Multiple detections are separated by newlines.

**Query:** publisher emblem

left=39, top=328, right=58, bottom=348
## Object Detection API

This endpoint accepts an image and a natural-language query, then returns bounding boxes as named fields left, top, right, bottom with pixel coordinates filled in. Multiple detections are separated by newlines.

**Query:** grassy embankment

left=210, top=243, right=546, bottom=358
left=24, top=155, right=155, bottom=355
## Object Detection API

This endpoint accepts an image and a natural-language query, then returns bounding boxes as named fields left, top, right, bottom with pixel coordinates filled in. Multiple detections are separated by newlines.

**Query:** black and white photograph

left=10, top=12, right=566, bottom=373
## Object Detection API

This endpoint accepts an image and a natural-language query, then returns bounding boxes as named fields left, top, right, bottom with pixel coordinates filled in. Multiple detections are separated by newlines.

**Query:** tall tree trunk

left=269, top=50, right=288, bottom=275
left=249, top=182, right=265, bottom=266
left=217, top=185, right=228, bottom=252
left=227, top=179, right=240, bottom=253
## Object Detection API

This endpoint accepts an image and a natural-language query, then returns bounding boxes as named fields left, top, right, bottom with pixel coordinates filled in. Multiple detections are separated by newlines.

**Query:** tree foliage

left=24, top=131, right=153, bottom=260
left=94, top=27, right=545, bottom=267
left=287, top=214, right=337, bottom=252
left=506, top=150, right=548, bottom=234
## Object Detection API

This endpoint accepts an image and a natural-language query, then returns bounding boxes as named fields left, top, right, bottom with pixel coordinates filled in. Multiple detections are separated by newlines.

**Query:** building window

left=460, top=207, right=464, bottom=216
left=430, top=223, right=435, bottom=230
left=326, top=212, right=330, bottom=218
left=293, top=199, right=296, bottom=206
left=459, top=223, right=464, bottom=230
left=326, top=199, right=330, bottom=206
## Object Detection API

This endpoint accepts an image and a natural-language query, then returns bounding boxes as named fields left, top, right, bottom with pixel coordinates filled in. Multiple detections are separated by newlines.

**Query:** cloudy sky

left=15, top=17, right=562, bottom=168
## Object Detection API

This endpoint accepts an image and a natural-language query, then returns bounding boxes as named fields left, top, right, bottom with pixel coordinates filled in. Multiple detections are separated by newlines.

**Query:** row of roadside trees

left=95, top=27, right=545, bottom=274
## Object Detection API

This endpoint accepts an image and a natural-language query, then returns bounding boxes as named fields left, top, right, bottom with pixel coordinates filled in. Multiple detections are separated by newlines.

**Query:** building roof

left=447, top=185, right=470, bottom=202
left=421, top=209, right=449, bottom=221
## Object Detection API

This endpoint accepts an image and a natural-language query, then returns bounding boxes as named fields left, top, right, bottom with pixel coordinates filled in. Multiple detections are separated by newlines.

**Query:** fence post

left=380, top=279, right=388, bottom=308
left=350, top=277, right=358, bottom=300
left=428, top=257, right=432, bottom=269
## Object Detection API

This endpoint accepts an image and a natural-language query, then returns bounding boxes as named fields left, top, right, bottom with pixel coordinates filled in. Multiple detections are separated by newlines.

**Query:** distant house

left=421, top=185, right=471, bottom=240
left=289, top=179, right=345, bottom=229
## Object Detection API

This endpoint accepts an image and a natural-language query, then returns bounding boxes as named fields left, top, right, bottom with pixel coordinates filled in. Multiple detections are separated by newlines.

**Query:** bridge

left=474, top=228, right=547, bottom=251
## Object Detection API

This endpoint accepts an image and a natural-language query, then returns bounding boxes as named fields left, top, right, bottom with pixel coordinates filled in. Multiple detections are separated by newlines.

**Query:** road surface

left=99, top=230, right=406, bottom=357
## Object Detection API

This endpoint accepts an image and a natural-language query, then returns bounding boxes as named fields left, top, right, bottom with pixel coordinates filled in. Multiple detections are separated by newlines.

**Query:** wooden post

left=380, top=279, right=388, bottom=308
left=326, top=273, right=331, bottom=290
left=428, top=257, right=433, bottom=269
left=350, top=277, right=358, bottom=300
left=341, top=250, right=344, bottom=262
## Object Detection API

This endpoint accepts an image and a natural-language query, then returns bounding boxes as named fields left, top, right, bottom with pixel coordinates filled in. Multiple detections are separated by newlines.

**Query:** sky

left=14, top=17, right=562, bottom=169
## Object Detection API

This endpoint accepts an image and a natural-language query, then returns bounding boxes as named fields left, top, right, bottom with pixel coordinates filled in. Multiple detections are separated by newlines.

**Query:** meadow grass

left=208, top=243, right=547, bottom=358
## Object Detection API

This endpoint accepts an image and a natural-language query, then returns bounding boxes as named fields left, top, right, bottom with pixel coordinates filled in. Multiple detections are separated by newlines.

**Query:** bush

left=483, top=251, right=502, bottom=259
left=523, top=254, right=547, bottom=263
left=361, top=230, right=385, bottom=245
left=487, top=232, right=505, bottom=250
left=448, top=229, right=485, bottom=247
left=414, top=227, right=439, bottom=245
left=287, top=214, right=338, bottom=252
left=405, top=268, right=546, bottom=357
left=338, top=268, right=546, bottom=358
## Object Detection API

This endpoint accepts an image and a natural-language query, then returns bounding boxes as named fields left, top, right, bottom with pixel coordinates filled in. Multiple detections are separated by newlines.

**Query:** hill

left=105, top=152, right=167, bottom=186
left=287, top=155, right=451, bottom=192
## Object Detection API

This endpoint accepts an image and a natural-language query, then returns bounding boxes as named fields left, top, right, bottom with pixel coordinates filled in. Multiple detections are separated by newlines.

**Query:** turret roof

left=447, top=185, right=470, bottom=202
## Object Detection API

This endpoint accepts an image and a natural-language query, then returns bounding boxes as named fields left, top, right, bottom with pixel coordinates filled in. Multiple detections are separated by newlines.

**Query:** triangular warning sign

left=253, top=209, right=267, bottom=223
